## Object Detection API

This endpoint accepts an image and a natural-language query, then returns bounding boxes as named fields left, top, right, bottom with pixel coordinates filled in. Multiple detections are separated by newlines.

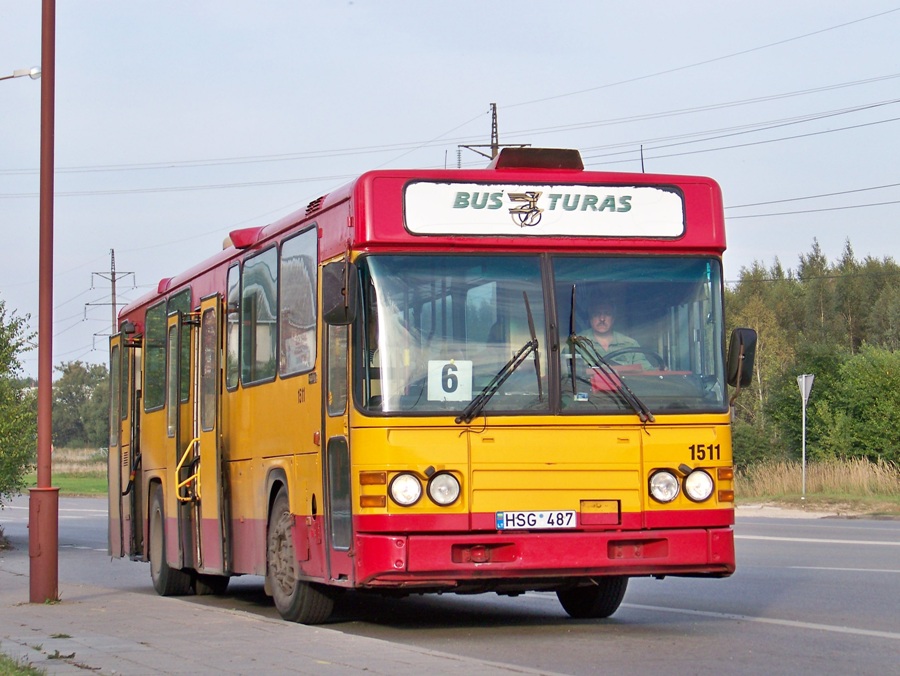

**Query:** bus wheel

left=193, top=573, right=230, bottom=596
left=266, top=488, right=335, bottom=624
left=556, top=576, right=628, bottom=619
left=148, top=486, right=191, bottom=596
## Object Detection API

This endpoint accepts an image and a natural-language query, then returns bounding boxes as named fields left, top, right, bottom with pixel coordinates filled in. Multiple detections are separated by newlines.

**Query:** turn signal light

left=717, top=467, right=734, bottom=481
left=718, top=490, right=735, bottom=502
left=360, top=495, right=386, bottom=508
left=360, top=471, right=387, bottom=485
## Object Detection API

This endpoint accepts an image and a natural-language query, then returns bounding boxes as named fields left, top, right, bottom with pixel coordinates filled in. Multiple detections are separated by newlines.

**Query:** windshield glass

left=358, top=256, right=548, bottom=415
left=356, top=254, right=726, bottom=416
left=556, top=256, right=725, bottom=414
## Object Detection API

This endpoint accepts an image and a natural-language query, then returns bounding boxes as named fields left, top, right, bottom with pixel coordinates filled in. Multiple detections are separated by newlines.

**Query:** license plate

left=496, top=510, right=577, bottom=530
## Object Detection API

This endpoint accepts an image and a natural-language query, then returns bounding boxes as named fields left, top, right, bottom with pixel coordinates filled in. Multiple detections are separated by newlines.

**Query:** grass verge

left=736, top=458, right=900, bottom=516
left=24, top=447, right=107, bottom=497
left=0, top=651, right=44, bottom=675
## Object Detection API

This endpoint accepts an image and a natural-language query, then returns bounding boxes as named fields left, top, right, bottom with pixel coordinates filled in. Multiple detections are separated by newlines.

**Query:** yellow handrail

left=175, top=437, right=201, bottom=502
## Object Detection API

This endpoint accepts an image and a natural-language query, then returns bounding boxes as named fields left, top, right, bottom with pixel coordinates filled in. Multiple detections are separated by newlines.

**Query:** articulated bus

left=108, top=147, right=756, bottom=624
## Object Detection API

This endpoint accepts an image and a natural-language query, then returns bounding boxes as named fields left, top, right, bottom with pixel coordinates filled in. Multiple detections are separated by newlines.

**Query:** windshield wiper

left=568, top=284, right=654, bottom=423
left=523, top=291, right=543, bottom=404
left=455, top=337, right=538, bottom=425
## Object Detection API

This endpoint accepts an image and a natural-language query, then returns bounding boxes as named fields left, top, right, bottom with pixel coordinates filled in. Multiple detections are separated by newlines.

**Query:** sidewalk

left=0, top=534, right=549, bottom=675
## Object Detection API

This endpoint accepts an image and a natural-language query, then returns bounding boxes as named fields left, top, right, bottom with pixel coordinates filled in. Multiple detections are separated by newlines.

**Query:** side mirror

left=726, top=327, right=757, bottom=388
left=322, top=260, right=358, bottom=325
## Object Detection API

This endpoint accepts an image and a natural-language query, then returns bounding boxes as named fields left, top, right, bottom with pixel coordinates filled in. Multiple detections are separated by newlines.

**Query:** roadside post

left=797, top=374, right=815, bottom=501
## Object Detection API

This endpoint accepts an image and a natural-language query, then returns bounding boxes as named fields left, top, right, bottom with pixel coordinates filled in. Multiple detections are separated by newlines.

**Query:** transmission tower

left=86, top=249, right=135, bottom=341
left=459, top=103, right=529, bottom=160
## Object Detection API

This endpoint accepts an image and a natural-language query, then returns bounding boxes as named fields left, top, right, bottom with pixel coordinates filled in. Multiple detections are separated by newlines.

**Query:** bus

left=108, top=147, right=756, bottom=624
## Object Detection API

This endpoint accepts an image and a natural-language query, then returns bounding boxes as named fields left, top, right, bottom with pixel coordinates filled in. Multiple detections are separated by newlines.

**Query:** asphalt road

left=2, top=497, right=898, bottom=675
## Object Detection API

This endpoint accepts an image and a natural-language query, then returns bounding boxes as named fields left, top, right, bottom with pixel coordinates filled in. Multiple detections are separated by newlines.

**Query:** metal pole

left=797, top=374, right=814, bottom=504
left=110, top=249, right=117, bottom=335
left=30, top=0, right=59, bottom=604
left=801, top=395, right=807, bottom=501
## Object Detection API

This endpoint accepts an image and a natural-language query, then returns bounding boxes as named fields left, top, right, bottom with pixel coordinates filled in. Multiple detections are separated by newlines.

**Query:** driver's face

left=590, top=306, right=615, bottom=335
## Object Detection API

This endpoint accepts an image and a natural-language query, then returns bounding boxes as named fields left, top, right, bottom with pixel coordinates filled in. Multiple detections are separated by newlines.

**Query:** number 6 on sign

left=427, top=360, right=473, bottom=401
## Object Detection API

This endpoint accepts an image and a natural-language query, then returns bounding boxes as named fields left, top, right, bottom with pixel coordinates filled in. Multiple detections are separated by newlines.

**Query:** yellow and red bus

left=108, top=147, right=756, bottom=624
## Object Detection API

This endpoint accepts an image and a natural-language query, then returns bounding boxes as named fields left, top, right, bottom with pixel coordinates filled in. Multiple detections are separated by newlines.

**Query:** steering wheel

left=603, top=347, right=665, bottom=370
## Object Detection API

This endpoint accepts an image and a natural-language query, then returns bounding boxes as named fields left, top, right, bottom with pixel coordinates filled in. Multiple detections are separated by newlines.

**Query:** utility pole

left=89, top=249, right=135, bottom=338
left=459, top=103, right=529, bottom=160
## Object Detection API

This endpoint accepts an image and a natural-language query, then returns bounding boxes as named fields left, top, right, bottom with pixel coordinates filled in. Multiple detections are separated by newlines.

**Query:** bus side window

left=225, top=264, right=240, bottom=390
left=279, top=228, right=318, bottom=377
left=327, top=324, right=348, bottom=416
left=241, top=248, right=278, bottom=384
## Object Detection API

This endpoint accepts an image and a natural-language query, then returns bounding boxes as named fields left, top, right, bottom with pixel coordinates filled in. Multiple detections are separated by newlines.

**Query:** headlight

left=684, top=470, right=714, bottom=502
left=427, top=472, right=461, bottom=506
left=649, top=470, right=679, bottom=503
left=389, top=473, right=422, bottom=506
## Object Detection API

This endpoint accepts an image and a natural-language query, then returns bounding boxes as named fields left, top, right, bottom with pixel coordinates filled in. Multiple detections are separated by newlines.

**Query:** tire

left=193, top=573, right=230, bottom=596
left=266, top=487, right=335, bottom=624
left=557, top=576, right=628, bottom=619
left=149, top=486, right=192, bottom=596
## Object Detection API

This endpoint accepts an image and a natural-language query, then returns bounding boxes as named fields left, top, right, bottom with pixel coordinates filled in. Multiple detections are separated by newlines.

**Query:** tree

left=52, top=361, right=109, bottom=448
left=0, top=299, right=37, bottom=504
left=829, top=345, right=900, bottom=463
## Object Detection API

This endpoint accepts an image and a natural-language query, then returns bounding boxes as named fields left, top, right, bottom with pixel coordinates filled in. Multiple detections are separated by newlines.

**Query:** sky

left=2, top=1, right=900, bottom=379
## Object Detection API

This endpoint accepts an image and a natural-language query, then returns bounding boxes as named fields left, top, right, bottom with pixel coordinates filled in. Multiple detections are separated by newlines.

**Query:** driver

left=583, top=300, right=651, bottom=369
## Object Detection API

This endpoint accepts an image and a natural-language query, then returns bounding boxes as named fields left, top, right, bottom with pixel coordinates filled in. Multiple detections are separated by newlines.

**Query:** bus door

left=195, top=296, right=227, bottom=574
left=108, top=334, right=129, bottom=556
left=322, top=323, right=354, bottom=583
left=166, top=310, right=195, bottom=570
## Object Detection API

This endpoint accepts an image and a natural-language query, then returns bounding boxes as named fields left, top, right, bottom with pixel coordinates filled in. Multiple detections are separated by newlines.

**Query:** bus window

left=144, top=301, right=167, bottom=411
left=554, top=256, right=726, bottom=413
left=200, top=307, right=217, bottom=432
left=168, top=288, right=191, bottom=403
left=279, top=228, right=317, bottom=376
left=358, top=255, right=548, bottom=415
left=225, top=265, right=240, bottom=390
left=327, top=324, right=348, bottom=416
left=241, top=248, right=278, bottom=384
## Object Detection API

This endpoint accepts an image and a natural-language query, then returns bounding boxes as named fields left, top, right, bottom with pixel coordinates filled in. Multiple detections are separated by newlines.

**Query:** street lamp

left=0, top=66, right=42, bottom=82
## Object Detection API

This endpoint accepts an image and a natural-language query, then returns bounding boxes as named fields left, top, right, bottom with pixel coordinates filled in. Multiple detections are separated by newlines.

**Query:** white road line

left=736, top=535, right=900, bottom=546
left=622, top=603, right=900, bottom=641
left=526, top=593, right=900, bottom=641
left=789, top=566, right=900, bottom=574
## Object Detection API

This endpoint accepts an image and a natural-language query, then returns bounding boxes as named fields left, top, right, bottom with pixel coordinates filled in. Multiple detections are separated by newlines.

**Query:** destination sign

left=404, top=181, right=685, bottom=237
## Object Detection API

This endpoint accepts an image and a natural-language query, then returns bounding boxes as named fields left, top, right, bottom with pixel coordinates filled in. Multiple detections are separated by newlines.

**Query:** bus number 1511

left=689, top=443, right=721, bottom=461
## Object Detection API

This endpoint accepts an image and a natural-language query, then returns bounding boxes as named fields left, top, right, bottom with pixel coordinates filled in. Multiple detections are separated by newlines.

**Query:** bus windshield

left=356, top=254, right=725, bottom=417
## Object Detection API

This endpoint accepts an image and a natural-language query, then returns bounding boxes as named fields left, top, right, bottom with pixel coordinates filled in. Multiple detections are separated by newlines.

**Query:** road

left=2, top=497, right=898, bottom=675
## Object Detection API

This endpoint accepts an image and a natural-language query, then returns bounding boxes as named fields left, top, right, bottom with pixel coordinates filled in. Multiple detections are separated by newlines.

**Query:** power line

left=580, top=97, right=900, bottom=159
left=727, top=199, right=900, bottom=220
left=503, top=7, right=900, bottom=109
left=727, top=182, right=900, bottom=209
left=587, top=114, right=900, bottom=167
left=2, top=71, right=897, bottom=177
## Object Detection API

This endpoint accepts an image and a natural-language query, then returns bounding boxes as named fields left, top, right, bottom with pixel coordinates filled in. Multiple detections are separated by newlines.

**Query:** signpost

left=797, top=374, right=815, bottom=501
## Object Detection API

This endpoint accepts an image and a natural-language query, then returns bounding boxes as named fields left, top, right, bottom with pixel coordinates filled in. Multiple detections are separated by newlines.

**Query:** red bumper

left=353, top=527, right=734, bottom=588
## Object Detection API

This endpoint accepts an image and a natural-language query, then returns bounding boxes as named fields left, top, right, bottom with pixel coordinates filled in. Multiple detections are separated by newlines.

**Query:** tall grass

left=23, top=447, right=108, bottom=496
left=736, top=458, right=900, bottom=499
left=49, top=447, right=107, bottom=475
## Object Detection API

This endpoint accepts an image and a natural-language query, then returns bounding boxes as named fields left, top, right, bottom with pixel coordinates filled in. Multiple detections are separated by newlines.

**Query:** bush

left=0, top=300, right=37, bottom=504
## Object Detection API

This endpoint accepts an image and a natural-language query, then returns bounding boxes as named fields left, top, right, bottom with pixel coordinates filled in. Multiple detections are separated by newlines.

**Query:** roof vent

left=488, top=147, right=584, bottom=170
left=306, top=195, right=326, bottom=216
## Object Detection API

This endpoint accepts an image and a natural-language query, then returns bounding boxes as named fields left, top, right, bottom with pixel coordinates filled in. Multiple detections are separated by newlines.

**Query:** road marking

left=736, top=535, right=900, bottom=546
left=789, top=566, right=900, bottom=574
left=622, top=603, right=900, bottom=641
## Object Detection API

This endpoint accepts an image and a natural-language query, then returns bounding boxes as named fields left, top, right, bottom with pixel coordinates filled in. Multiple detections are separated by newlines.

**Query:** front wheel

left=557, top=576, right=628, bottom=619
left=148, top=486, right=191, bottom=596
left=266, top=487, right=335, bottom=624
